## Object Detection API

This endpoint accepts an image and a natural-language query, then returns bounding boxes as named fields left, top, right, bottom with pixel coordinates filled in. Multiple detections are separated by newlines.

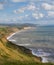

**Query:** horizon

left=0, top=22, right=54, bottom=25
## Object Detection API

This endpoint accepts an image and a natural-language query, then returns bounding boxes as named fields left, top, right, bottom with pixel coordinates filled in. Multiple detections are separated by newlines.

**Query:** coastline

left=7, top=27, right=35, bottom=40
left=0, top=27, right=42, bottom=64
left=7, top=27, right=49, bottom=63
left=0, top=27, right=54, bottom=65
left=31, top=49, right=48, bottom=63
left=7, top=29, right=23, bottom=40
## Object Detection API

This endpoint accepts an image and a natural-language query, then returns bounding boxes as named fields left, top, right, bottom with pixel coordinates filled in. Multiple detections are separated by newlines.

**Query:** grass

left=1, top=61, right=54, bottom=65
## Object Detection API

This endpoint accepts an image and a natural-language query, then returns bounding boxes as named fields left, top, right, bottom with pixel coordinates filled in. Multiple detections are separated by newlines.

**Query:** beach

left=7, top=27, right=34, bottom=46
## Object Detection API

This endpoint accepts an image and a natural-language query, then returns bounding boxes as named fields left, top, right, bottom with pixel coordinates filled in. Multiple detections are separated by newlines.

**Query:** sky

left=0, top=0, right=54, bottom=25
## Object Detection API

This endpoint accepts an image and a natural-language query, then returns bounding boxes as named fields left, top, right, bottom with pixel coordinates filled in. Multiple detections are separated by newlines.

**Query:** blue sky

left=0, top=0, right=54, bottom=25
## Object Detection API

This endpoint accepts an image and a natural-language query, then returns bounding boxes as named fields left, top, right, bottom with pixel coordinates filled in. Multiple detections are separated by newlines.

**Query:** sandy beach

left=7, top=27, right=34, bottom=40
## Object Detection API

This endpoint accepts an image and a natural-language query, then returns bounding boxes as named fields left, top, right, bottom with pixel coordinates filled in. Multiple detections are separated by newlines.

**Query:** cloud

left=27, top=3, right=36, bottom=11
left=13, top=8, right=25, bottom=14
left=48, top=11, right=54, bottom=17
left=13, top=6, right=26, bottom=14
left=13, top=2, right=44, bottom=20
left=0, top=4, right=4, bottom=10
left=32, top=13, right=44, bottom=19
left=11, top=0, right=52, bottom=2
left=42, top=3, right=54, bottom=10
left=0, top=0, right=8, bottom=10
left=13, top=3, right=39, bottom=14
left=11, top=0, right=26, bottom=2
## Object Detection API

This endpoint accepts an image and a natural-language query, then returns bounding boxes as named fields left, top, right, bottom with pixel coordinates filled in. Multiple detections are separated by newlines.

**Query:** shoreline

left=6, top=27, right=50, bottom=63
left=7, top=27, right=35, bottom=40
left=7, top=29, right=23, bottom=40
left=31, top=49, right=49, bottom=63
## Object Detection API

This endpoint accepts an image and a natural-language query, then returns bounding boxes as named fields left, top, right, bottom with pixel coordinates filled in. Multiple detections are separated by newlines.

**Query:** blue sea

left=8, top=26, right=54, bottom=63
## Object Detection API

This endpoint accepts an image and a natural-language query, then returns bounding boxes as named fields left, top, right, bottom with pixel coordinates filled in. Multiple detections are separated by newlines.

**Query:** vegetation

left=0, top=27, right=54, bottom=65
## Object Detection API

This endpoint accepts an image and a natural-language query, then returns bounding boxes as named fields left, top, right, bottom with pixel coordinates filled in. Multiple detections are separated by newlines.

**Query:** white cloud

left=11, top=0, right=26, bottom=2
left=13, top=7, right=26, bottom=14
left=13, top=8, right=25, bottom=14
left=11, top=0, right=52, bottom=2
left=0, top=18, right=10, bottom=22
left=13, top=3, right=39, bottom=14
left=17, top=15, right=29, bottom=20
left=13, top=2, right=44, bottom=20
left=27, top=3, right=36, bottom=11
left=18, top=8, right=25, bottom=13
left=0, top=4, right=4, bottom=10
left=18, top=16, right=24, bottom=20
left=32, top=13, right=39, bottom=19
left=42, top=3, right=54, bottom=10
left=39, top=13, right=44, bottom=18
left=25, top=14, right=29, bottom=17
left=48, top=11, right=54, bottom=17
left=32, top=13, right=44, bottom=19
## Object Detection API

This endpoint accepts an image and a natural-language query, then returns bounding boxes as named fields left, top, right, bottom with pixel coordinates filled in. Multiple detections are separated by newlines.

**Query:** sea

left=7, top=26, right=54, bottom=63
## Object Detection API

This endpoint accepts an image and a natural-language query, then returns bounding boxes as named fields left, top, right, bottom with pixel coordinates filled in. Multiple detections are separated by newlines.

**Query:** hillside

left=0, top=26, right=54, bottom=65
